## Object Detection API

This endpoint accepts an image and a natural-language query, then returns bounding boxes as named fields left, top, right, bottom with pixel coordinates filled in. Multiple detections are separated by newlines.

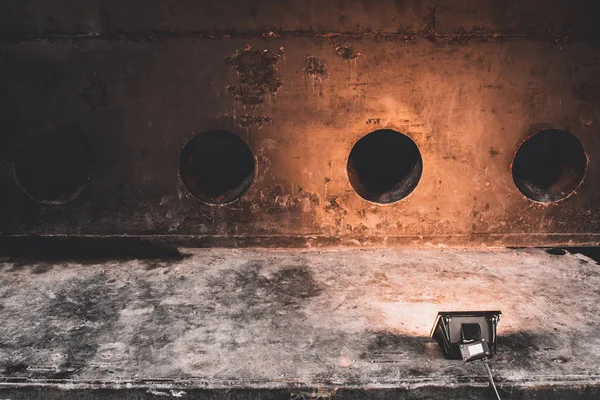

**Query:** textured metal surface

left=1, top=1, right=600, bottom=246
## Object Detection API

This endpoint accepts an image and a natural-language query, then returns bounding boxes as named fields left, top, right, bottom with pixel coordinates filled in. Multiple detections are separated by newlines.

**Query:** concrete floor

left=1, top=248, right=600, bottom=398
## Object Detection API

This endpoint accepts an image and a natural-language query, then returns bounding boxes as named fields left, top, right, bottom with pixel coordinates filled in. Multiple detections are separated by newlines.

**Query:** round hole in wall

left=512, top=129, right=587, bottom=203
left=179, top=130, right=255, bottom=205
left=347, top=129, right=423, bottom=204
left=14, top=130, right=89, bottom=205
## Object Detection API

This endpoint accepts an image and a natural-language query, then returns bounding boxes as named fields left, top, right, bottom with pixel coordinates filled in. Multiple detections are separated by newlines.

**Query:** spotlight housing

left=431, top=311, right=501, bottom=361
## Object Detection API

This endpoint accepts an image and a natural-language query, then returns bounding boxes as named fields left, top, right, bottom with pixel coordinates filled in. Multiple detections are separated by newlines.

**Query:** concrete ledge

left=1, top=248, right=600, bottom=398
left=1, top=383, right=600, bottom=399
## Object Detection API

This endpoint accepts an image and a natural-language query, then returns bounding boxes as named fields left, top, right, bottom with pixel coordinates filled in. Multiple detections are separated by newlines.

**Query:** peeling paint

left=334, top=45, right=360, bottom=60
left=226, top=45, right=284, bottom=106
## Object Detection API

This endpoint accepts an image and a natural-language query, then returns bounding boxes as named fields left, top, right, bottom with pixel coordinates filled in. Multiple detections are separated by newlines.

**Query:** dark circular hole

left=512, top=129, right=587, bottom=203
left=179, top=130, right=255, bottom=205
left=347, top=129, right=423, bottom=204
left=14, top=130, right=89, bottom=205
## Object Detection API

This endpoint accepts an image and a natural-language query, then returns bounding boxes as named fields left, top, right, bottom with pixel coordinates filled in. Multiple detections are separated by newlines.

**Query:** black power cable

left=482, top=358, right=502, bottom=400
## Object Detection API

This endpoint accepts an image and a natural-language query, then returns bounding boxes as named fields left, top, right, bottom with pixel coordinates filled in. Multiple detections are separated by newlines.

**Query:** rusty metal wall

left=1, top=0, right=599, bottom=247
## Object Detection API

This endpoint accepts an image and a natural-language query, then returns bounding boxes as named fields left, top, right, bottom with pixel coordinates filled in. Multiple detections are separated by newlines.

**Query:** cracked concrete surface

left=1, top=248, right=599, bottom=396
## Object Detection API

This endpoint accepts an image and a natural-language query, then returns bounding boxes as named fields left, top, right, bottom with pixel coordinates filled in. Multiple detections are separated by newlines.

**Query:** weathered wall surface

left=1, top=0, right=599, bottom=247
